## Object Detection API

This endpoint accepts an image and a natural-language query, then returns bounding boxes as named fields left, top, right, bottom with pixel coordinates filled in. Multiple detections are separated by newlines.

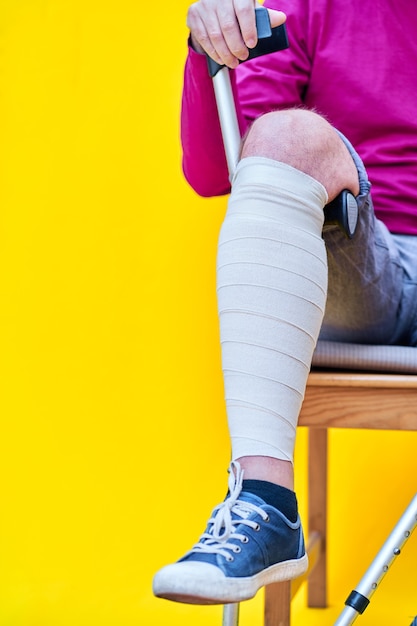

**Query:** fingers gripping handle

left=206, top=7, right=289, bottom=77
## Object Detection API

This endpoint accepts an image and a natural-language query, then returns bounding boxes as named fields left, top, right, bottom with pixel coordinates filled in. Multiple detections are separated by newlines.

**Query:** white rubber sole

left=153, top=554, right=308, bottom=605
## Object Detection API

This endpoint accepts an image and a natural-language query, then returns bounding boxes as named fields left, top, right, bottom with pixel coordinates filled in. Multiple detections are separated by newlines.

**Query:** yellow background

left=0, top=1, right=416, bottom=625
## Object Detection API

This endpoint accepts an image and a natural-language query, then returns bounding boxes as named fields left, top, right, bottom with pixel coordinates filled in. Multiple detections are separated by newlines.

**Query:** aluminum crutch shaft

left=334, top=493, right=417, bottom=626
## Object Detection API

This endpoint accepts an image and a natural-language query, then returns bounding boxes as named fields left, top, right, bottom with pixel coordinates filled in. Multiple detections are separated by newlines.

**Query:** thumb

left=267, top=9, right=286, bottom=28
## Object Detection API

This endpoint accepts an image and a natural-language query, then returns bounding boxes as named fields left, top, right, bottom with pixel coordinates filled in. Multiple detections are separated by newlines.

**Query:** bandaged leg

left=217, top=156, right=328, bottom=463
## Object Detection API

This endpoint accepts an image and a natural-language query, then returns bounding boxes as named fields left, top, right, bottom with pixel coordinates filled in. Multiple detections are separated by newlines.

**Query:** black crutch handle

left=206, top=6, right=289, bottom=77
left=324, top=190, right=359, bottom=239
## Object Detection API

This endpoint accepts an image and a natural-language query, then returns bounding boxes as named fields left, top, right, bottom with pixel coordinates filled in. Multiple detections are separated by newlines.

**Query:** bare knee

left=241, top=109, right=359, bottom=201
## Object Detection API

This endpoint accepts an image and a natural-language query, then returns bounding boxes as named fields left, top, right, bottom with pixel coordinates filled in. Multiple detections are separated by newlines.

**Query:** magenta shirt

left=181, top=0, right=417, bottom=235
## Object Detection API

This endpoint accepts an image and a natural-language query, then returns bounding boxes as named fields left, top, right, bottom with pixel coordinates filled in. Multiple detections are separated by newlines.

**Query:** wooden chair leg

left=264, top=580, right=291, bottom=626
left=307, top=428, right=328, bottom=608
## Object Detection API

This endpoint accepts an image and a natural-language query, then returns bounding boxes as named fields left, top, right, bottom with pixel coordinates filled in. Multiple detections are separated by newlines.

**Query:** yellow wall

left=1, top=2, right=416, bottom=625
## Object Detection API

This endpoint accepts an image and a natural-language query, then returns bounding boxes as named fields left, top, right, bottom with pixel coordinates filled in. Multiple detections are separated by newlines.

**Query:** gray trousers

left=320, top=132, right=417, bottom=347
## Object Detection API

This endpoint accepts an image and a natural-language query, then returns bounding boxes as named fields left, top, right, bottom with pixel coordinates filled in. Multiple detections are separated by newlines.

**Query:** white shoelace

left=189, top=461, right=269, bottom=561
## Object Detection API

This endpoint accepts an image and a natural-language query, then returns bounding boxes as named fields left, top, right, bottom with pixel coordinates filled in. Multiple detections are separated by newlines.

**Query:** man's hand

left=187, top=0, right=286, bottom=69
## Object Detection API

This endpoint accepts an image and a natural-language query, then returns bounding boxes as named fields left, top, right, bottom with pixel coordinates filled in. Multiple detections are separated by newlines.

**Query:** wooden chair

left=223, top=340, right=417, bottom=626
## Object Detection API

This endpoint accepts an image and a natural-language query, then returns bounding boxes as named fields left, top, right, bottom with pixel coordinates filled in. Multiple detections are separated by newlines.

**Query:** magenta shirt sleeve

left=180, top=49, right=236, bottom=197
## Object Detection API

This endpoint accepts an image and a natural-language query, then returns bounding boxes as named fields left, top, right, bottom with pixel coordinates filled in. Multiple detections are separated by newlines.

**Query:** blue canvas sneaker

left=153, top=461, right=308, bottom=604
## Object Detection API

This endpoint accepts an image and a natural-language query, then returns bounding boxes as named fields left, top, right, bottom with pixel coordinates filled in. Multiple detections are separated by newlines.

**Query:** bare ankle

left=236, top=455, right=294, bottom=491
